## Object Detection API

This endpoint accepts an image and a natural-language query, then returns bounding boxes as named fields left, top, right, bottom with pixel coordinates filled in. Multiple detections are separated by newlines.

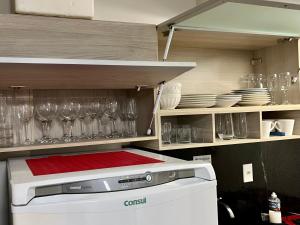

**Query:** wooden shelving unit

left=136, top=105, right=300, bottom=151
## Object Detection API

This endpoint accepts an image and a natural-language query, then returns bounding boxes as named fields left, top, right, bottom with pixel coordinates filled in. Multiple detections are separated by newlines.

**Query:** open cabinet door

left=157, top=0, right=300, bottom=60
left=158, top=0, right=300, bottom=36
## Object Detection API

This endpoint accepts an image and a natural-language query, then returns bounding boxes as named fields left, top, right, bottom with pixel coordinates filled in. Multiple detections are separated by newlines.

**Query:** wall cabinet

left=0, top=57, right=195, bottom=154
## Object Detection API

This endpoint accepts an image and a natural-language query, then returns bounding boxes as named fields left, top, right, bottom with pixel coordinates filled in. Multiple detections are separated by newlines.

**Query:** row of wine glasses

left=267, top=72, right=291, bottom=105
left=245, top=72, right=293, bottom=105
left=9, top=90, right=139, bottom=145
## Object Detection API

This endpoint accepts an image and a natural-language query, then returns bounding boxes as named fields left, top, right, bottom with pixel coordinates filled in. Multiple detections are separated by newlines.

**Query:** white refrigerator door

left=12, top=178, right=218, bottom=225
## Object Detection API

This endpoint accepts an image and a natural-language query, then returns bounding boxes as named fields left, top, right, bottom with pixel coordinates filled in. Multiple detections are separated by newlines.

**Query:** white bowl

left=160, top=94, right=181, bottom=110
left=163, top=82, right=182, bottom=95
left=215, top=99, right=240, bottom=107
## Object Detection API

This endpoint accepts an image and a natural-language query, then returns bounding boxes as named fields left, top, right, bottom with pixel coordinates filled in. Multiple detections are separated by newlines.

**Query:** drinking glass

left=267, top=74, right=279, bottom=105
left=106, top=98, right=120, bottom=138
left=0, top=96, right=7, bottom=124
left=119, top=98, right=129, bottom=137
left=83, top=98, right=99, bottom=139
left=59, top=99, right=80, bottom=142
left=127, top=98, right=138, bottom=137
left=96, top=98, right=107, bottom=138
left=15, top=95, right=34, bottom=145
left=0, top=95, right=13, bottom=147
left=78, top=100, right=88, bottom=139
left=171, top=124, right=178, bottom=144
left=177, top=125, right=192, bottom=144
left=279, top=72, right=291, bottom=104
left=215, top=114, right=234, bottom=140
left=162, top=122, right=172, bottom=144
left=192, top=127, right=204, bottom=143
left=255, top=74, right=265, bottom=88
left=35, top=98, right=58, bottom=143
left=232, top=113, right=248, bottom=139
left=246, top=74, right=256, bottom=88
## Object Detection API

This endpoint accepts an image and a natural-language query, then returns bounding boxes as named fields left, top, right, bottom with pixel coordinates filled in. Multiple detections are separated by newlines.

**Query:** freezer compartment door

left=12, top=178, right=218, bottom=225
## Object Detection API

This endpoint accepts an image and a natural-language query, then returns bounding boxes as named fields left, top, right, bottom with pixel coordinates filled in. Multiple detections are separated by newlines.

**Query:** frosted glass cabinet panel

left=158, top=0, right=300, bottom=37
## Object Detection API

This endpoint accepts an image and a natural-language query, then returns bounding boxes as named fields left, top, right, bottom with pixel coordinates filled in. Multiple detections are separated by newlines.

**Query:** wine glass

left=59, top=99, right=80, bottom=142
left=127, top=98, right=138, bottom=137
left=267, top=74, right=279, bottom=105
left=119, top=98, right=129, bottom=137
left=0, top=95, right=8, bottom=124
left=83, top=98, right=99, bottom=139
left=15, top=96, right=34, bottom=145
left=78, top=100, right=88, bottom=140
left=35, top=98, right=58, bottom=143
left=279, top=72, right=291, bottom=104
left=106, top=98, right=120, bottom=138
left=96, top=98, right=107, bottom=138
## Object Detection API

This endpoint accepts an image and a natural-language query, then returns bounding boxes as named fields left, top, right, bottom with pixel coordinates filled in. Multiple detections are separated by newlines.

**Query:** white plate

left=181, top=99, right=217, bottom=102
left=242, top=93, right=270, bottom=96
left=217, top=97, right=242, bottom=100
left=215, top=100, right=239, bottom=107
left=239, top=101, right=270, bottom=105
left=242, top=99, right=270, bottom=101
left=233, top=90, right=268, bottom=93
left=182, top=94, right=217, bottom=97
left=179, top=102, right=216, bottom=105
left=233, top=88, right=267, bottom=92
left=181, top=97, right=216, bottom=100
left=239, top=102, right=269, bottom=106
left=177, top=103, right=216, bottom=108
left=242, top=97, right=270, bottom=100
left=217, top=95, right=242, bottom=98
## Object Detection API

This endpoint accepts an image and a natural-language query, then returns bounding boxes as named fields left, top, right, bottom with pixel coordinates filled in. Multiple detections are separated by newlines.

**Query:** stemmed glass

left=127, top=98, right=138, bottom=137
left=83, top=98, right=99, bottom=139
left=0, top=95, right=7, bottom=124
left=96, top=98, right=107, bottom=138
left=279, top=72, right=291, bottom=104
left=267, top=73, right=279, bottom=105
left=59, top=99, right=80, bottom=143
left=106, top=98, right=120, bottom=138
left=15, top=96, right=34, bottom=145
left=35, top=98, right=58, bottom=143
left=78, top=100, right=88, bottom=139
left=119, top=98, right=129, bottom=137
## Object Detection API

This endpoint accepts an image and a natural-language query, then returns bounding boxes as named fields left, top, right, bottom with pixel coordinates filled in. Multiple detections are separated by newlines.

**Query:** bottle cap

left=271, top=192, right=277, bottom=198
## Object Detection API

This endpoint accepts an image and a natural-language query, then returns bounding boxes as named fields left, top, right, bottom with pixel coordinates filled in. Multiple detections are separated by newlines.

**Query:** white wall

left=94, top=0, right=196, bottom=24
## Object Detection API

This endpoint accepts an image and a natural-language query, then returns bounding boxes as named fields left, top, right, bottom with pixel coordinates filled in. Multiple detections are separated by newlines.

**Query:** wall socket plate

left=243, top=163, right=254, bottom=183
left=193, top=155, right=212, bottom=163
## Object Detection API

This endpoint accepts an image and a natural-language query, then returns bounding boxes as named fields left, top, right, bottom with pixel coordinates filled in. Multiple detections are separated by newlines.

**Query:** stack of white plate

left=232, top=88, right=271, bottom=106
left=178, top=94, right=217, bottom=108
left=215, top=94, right=242, bottom=107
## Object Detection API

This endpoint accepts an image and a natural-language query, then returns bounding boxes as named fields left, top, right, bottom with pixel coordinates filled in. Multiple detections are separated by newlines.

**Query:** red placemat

left=26, top=151, right=163, bottom=176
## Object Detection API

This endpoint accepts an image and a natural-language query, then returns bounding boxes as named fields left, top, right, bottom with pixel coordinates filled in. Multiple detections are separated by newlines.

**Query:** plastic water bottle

left=268, top=192, right=282, bottom=224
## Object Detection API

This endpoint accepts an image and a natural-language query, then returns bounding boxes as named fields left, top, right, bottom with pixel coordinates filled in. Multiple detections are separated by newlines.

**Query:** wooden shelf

left=135, top=104, right=300, bottom=150
left=152, top=135, right=300, bottom=151
left=159, top=105, right=300, bottom=116
left=0, top=57, right=196, bottom=89
left=0, top=136, right=157, bottom=153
